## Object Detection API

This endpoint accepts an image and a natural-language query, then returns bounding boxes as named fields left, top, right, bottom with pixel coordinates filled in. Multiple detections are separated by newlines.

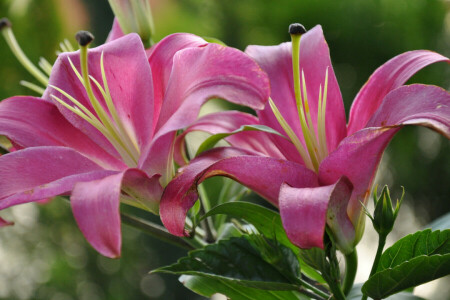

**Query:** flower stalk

left=342, top=250, right=358, bottom=295
left=120, top=213, right=196, bottom=250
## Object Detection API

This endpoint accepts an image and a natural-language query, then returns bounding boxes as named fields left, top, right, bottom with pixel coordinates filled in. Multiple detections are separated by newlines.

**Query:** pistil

left=270, top=24, right=330, bottom=173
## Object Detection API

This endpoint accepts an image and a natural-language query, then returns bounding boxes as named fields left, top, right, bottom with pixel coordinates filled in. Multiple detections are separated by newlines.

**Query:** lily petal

left=44, top=33, right=155, bottom=152
left=0, top=217, right=13, bottom=227
left=246, top=25, right=347, bottom=155
left=347, top=50, right=449, bottom=135
left=279, top=176, right=354, bottom=252
left=106, top=18, right=125, bottom=42
left=0, top=96, right=126, bottom=170
left=71, top=169, right=162, bottom=258
left=320, top=85, right=450, bottom=242
left=140, top=43, right=270, bottom=179
left=160, top=147, right=318, bottom=236
left=319, top=127, right=398, bottom=244
left=173, top=111, right=284, bottom=166
left=367, top=84, right=450, bottom=138
left=148, top=33, right=207, bottom=130
left=0, top=146, right=114, bottom=210
left=155, top=43, right=270, bottom=133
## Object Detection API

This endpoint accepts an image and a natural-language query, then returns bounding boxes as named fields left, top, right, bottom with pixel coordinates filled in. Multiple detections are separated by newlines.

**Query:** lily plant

left=0, top=29, right=270, bottom=258
left=160, top=24, right=450, bottom=256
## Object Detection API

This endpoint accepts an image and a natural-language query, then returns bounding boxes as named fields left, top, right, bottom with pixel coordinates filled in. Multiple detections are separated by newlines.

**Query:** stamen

left=59, top=41, right=69, bottom=53
left=269, top=98, right=314, bottom=170
left=38, top=57, right=53, bottom=76
left=0, top=18, right=49, bottom=86
left=319, top=68, right=329, bottom=157
left=50, top=93, right=137, bottom=167
left=20, top=80, right=45, bottom=94
left=67, top=57, right=84, bottom=83
left=301, top=70, right=320, bottom=156
left=317, top=83, right=325, bottom=158
left=64, top=39, right=75, bottom=52
left=99, top=52, right=140, bottom=154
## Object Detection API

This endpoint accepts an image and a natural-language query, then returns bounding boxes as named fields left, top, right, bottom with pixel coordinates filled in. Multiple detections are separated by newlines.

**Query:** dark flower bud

left=289, top=23, right=307, bottom=35
left=75, top=31, right=94, bottom=47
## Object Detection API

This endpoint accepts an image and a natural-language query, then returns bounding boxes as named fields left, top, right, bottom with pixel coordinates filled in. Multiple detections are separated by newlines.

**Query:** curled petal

left=0, top=97, right=125, bottom=170
left=279, top=177, right=354, bottom=252
left=148, top=33, right=207, bottom=129
left=160, top=147, right=318, bottom=236
left=321, top=85, right=450, bottom=239
left=154, top=43, right=270, bottom=133
left=140, top=43, right=270, bottom=177
left=348, top=50, right=449, bottom=135
left=71, top=169, right=163, bottom=258
left=0, top=147, right=113, bottom=210
left=367, top=84, right=450, bottom=138
left=319, top=128, right=398, bottom=244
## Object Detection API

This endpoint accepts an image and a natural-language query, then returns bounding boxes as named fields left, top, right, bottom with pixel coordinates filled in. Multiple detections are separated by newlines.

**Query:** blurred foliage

left=0, top=0, right=449, bottom=299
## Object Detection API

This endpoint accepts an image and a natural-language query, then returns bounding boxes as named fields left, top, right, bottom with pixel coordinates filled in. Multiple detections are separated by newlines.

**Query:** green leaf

left=180, top=275, right=307, bottom=300
left=348, top=284, right=425, bottom=300
left=425, top=212, right=450, bottom=231
left=202, top=202, right=292, bottom=249
left=202, top=36, right=227, bottom=46
left=153, top=236, right=300, bottom=291
left=362, top=229, right=450, bottom=299
left=201, top=202, right=325, bottom=283
left=195, top=124, right=286, bottom=156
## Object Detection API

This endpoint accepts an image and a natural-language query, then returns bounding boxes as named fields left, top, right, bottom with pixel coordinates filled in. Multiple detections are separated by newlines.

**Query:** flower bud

left=108, top=0, right=154, bottom=48
left=371, top=186, right=403, bottom=236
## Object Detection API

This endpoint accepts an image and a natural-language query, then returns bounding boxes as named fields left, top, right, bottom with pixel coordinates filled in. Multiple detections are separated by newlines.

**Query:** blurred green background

left=0, top=0, right=448, bottom=299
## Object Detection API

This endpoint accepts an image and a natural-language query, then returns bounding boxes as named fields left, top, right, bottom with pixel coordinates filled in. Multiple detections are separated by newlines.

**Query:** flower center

left=269, top=24, right=329, bottom=173
left=49, top=31, right=140, bottom=167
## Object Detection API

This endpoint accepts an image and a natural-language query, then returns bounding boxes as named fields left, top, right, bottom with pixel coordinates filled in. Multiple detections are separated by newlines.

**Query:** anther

left=289, top=23, right=307, bottom=35
left=0, top=18, right=12, bottom=30
left=75, top=31, right=94, bottom=46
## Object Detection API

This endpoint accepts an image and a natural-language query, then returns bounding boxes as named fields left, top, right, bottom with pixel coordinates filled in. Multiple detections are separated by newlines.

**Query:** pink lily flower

left=0, top=32, right=269, bottom=257
left=160, top=24, right=449, bottom=253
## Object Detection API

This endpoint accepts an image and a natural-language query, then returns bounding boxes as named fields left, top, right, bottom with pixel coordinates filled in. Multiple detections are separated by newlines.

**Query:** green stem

left=197, top=184, right=216, bottom=243
left=328, top=278, right=346, bottom=300
left=297, top=279, right=329, bottom=300
left=120, top=213, right=195, bottom=250
left=362, top=234, right=387, bottom=300
left=325, top=244, right=346, bottom=300
left=342, top=250, right=358, bottom=295
left=328, top=279, right=346, bottom=300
